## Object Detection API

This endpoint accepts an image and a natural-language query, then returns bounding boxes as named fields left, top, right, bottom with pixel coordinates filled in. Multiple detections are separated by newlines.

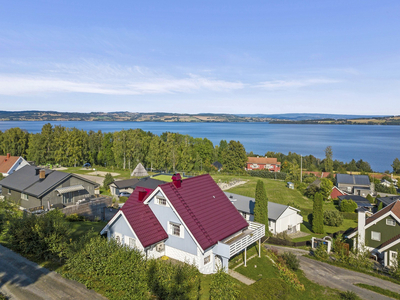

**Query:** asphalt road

left=0, top=245, right=107, bottom=300
left=266, top=244, right=400, bottom=300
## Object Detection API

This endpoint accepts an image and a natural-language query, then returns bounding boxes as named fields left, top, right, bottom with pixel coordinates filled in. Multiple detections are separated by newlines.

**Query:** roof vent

left=229, top=195, right=233, bottom=198
left=172, top=173, right=182, bottom=188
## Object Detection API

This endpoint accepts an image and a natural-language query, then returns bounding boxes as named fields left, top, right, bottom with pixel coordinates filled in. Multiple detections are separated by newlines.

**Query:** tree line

left=0, top=124, right=247, bottom=173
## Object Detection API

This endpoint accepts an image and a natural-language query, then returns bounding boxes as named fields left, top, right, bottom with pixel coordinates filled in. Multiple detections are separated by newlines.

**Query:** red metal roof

left=121, top=188, right=168, bottom=248
left=159, top=174, right=248, bottom=250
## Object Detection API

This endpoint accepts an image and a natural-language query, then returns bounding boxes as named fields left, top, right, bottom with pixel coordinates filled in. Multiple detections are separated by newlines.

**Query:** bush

left=103, top=173, right=114, bottom=190
left=323, top=210, right=344, bottom=227
left=366, top=194, right=375, bottom=204
left=4, top=209, right=71, bottom=261
left=313, top=243, right=329, bottom=260
left=340, top=290, right=359, bottom=300
left=281, top=252, right=300, bottom=271
left=119, top=196, right=128, bottom=203
left=248, top=169, right=287, bottom=180
left=339, top=199, right=358, bottom=213
left=209, top=268, right=240, bottom=300
left=66, top=213, right=85, bottom=222
left=276, top=231, right=290, bottom=241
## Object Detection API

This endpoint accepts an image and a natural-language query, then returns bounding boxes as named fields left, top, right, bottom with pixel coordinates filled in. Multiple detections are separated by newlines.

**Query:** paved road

left=0, top=245, right=107, bottom=300
left=266, top=244, right=400, bottom=300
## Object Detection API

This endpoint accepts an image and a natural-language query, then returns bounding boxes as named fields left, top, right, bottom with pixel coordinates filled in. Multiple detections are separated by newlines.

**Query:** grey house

left=224, top=192, right=303, bottom=235
left=336, top=174, right=372, bottom=197
left=0, top=165, right=98, bottom=210
left=377, top=196, right=400, bottom=208
left=109, top=177, right=165, bottom=196
left=337, top=195, right=374, bottom=211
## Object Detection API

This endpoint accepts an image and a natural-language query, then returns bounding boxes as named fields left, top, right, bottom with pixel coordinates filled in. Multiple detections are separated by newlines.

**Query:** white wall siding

left=198, top=248, right=214, bottom=274
left=165, top=245, right=199, bottom=268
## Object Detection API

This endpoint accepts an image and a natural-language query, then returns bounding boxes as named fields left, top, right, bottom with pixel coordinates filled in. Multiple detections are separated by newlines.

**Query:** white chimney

left=357, top=208, right=366, bottom=249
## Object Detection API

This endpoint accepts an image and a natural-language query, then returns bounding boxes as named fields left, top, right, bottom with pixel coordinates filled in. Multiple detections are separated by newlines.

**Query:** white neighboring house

left=101, top=174, right=265, bottom=274
left=224, top=192, right=303, bottom=235
left=0, top=154, right=30, bottom=177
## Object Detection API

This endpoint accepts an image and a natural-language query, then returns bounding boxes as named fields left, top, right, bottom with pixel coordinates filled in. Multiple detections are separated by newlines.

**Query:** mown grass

left=355, top=283, right=400, bottom=299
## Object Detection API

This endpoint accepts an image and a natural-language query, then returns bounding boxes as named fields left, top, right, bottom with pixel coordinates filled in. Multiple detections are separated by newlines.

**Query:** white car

left=118, top=192, right=131, bottom=197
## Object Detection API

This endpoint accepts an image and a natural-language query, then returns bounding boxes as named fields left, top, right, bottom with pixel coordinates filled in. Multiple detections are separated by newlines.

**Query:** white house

left=224, top=192, right=303, bottom=235
left=0, top=154, right=30, bottom=177
left=101, top=174, right=265, bottom=274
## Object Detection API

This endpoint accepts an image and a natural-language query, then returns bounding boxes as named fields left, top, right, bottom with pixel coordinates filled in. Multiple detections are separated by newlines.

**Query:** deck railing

left=227, top=221, right=265, bottom=258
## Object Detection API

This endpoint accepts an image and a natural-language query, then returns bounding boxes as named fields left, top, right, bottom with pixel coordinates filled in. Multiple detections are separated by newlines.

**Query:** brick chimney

left=138, top=189, right=147, bottom=202
left=39, top=169, right=46, bottom=180
left=172, top=173, right=182, bottom=188
left=6, top=153, right=10, bottom=159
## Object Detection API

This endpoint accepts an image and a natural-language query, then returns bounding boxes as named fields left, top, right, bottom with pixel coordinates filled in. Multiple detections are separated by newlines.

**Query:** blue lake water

left=0, top=121, right=399, bottom=172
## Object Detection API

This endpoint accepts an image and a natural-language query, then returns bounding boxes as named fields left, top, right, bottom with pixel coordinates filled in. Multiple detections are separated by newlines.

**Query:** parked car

left=118, top=192, right=131, bottom=197
left=83, top=163, right=91, bottom=168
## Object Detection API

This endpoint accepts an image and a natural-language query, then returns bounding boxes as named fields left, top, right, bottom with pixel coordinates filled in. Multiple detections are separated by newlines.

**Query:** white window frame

left=156, top=196, right=168, bottom=206
left=21, top=193, right=28, bottom=200
left=169, top=222, right=184, bottom=238
left=127, top=237, right=136, bottom=249
left=113, top=232, right=123, bottom=245
left=204, top=255, right=211, bottom=265
left=386, top=219, right=396, bottom=226
left=7, top=188, right=11, bottom=195
left=371, top=231, right=381, bottom=241
left=389, top=251, right=398, bottom=267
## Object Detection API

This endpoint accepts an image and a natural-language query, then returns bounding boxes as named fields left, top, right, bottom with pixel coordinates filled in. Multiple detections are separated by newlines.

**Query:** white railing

left=227, top=221, right=265, bottom=258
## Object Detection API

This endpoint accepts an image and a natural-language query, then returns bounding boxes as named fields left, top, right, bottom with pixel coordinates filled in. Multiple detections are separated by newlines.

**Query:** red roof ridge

left=170, top=182, right=214, bottom=245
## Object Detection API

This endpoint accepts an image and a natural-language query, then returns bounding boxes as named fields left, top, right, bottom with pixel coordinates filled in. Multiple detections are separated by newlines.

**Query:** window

left=371, top=231, right=381, bottom=241
left=113, top=233, right=122, bottom=245
left=268, top=220, right=272, bottom=227
left=157, top=197, right=167, bottom=206
left=128, top=237, right=136, bottom=248
left=21, top=193, right=28, bottom=200
left=386, top=219, right=396, bottom=226
left=7, top=189, right=11, bottom=195
left=169, top=222, right=183, bottom=238
left=204, top=255, right=210, bottom=265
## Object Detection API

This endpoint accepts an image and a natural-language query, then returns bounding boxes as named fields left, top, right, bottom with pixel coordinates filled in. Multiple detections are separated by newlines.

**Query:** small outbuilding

left=131, top=163, right=148, bottom=177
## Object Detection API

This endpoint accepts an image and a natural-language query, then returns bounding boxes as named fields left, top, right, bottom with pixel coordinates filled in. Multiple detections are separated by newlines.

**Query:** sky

left=0, top=1, right=399, bottom=115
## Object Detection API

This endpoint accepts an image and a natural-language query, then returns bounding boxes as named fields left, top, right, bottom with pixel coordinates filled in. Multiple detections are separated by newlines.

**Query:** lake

left=0, top=121, right=398, bottom=172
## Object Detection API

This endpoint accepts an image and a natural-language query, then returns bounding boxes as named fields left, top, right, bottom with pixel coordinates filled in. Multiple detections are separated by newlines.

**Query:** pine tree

left=254, top=180, right=269, bottom=229
left=312, top=192, right=324, bottom=234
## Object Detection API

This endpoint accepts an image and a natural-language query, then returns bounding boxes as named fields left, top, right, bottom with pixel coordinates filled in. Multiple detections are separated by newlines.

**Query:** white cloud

left=0, top=74, right=244, bottom=96
left=256, top=78, right=340, bottom=90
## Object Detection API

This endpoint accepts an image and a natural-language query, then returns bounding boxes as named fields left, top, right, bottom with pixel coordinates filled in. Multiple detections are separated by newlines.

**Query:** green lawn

left=69, top=220, right=107, bottom=241
left=355, top=283, right=400, bottom=299
left=234, top=247, right=346, bottom=299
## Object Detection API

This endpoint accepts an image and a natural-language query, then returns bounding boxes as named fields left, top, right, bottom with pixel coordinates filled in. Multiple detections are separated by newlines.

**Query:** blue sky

left=0, top=1, right=399, bottom=114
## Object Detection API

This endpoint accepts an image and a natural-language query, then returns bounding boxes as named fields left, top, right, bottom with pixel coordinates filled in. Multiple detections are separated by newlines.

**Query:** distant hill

left=235, top=113, right=387, bottom=121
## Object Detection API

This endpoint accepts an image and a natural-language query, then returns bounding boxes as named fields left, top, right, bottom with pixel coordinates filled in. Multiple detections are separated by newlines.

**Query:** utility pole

left=300, top=155, right=303, bottom=183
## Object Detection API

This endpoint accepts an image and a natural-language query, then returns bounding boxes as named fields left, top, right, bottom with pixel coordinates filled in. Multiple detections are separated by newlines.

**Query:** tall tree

left=312, top=192, right=324, bottom=234
left=392, top=158, right=400, bottom=174
left=324, top=146, right=333, bottom=173
left=223, top=140, right=247, bottom=172
left=254, top=180, right=269, bottom=230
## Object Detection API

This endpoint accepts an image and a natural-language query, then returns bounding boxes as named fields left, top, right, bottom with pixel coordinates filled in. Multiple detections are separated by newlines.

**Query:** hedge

left=248, top=170, right=287, bottom=180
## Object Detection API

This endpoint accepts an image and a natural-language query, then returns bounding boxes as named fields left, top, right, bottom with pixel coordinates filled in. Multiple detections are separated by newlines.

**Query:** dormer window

left=157, top=196, right=167, bottom=206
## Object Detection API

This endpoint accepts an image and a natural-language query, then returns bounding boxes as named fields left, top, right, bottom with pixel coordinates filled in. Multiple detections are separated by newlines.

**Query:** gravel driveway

left=265, top=244, right=400, bottom=300
left=0, top=245, right=107, bottom=300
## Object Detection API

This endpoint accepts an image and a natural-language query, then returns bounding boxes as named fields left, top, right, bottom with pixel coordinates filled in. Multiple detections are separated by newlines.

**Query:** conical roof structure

left=131, top=163, right=148, bottom=177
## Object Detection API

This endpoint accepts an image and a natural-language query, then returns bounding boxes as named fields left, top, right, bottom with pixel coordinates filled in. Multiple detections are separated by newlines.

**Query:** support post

left=244, top=247, right=247, bottom=267
left=258, top=238, right=261, bottom=257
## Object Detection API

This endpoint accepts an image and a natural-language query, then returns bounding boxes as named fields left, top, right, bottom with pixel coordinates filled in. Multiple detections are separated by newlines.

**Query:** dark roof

left=132, top=177, right=165, bottom=190
left=336, top=174, right=370, bottom=186
left=379, top=233, right=400, bottom=249
left=159, top=174, right=248, bottom=250
left=212, top=161, right=223, bottom=169
left=224, top=192, right=296, bottom=220
left=377, top=196, right=400, bottom=207
left=366, top=200, right=400, bottom=225
left=337, top=195, right=373, bottom=207
left=112, top=178, right=140, bottom=189
left=121, top=188, right=168, bottom=248
left=0, top=165, right=98, bottom=198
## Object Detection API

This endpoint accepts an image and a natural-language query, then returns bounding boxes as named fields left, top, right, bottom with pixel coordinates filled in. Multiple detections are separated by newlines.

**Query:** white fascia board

left=379, top=237, right=400, bottom=252
left=100, top=210, right=122, bottom=235
left=347, top=230, right=358, bottom=239
left=365, top=211, right=400, bottom=231
left=119, top=211, right=145, bottom=250
left=287, top=206, right=301, bottom=213
left=7, top=157, right=22, bottom=174
left=149, top=187, right=206, bottom=253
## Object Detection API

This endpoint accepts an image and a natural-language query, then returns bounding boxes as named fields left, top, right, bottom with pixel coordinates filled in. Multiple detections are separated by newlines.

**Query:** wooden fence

left=62, top=197, right=113, bottom=221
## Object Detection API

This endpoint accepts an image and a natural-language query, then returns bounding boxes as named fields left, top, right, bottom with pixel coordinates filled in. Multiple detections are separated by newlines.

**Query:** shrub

left=314, top=243, right=329, bottom=260
left=281, top=252, right=300, bottom=271
left=209, top=268, right=240, bottom=300
left=4, top=209, right=71, bottom=261
left=339, top=199, right=358, bottom=213
left=103, top=173, right=114, bottom=190
left=366, top=194, right=375, bottom=204
left=66, top=213, right=85, bottom=222
left=276, top=231, right=290, bottom=241
left=323, top=210, right=344, bottom=227
left=248, top=169, right=287, bottom=180
left=340, top=290, right=359, bottom=300
left=119, top=196, right=128, bottom=203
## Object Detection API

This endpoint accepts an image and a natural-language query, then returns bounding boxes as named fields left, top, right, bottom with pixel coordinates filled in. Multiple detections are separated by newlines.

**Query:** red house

left=246, top=156, right=281, bottom=172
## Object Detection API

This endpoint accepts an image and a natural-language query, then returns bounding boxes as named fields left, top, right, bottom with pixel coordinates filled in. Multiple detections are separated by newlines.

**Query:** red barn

left=246, top=156, right=281, bottom=172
